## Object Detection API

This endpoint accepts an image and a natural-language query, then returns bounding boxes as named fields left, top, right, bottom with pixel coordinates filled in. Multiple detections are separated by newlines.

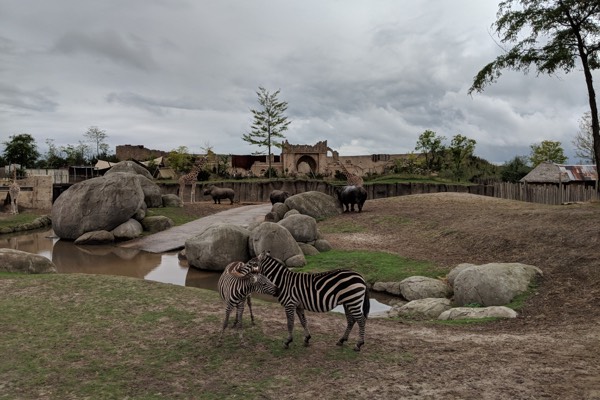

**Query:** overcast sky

left=0, top=1, right=594, bottom=164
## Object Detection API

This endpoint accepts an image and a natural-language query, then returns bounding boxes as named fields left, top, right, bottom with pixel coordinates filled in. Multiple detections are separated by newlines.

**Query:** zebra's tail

left=363, top=289, right=370, bottom=319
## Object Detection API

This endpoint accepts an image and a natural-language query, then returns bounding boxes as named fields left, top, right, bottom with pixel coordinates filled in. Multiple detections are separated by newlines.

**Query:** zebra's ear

left=251, top=275, right=258, bottom=283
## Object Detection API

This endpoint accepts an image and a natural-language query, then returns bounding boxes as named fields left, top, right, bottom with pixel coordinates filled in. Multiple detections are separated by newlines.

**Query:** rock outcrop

left=0, top=248, right=57, bottom=274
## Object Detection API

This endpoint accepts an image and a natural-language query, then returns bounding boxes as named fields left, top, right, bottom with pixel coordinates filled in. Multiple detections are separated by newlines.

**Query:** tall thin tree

left=469, top=1, right=600, bottom=184
left=242, top=87, right=291, bottom=178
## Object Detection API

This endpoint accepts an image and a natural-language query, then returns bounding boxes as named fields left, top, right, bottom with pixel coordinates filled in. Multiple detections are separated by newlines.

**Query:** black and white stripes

left=217, top=261, right=279, bottom=341
left=253, top=250, right=370, bottom=351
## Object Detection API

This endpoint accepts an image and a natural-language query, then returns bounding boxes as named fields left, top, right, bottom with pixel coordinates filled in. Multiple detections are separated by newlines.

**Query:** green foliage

left=448, top=134, right=477, bottom=181
left=165, top=146, right=193, bottom=173
left=529, top=140, right=568, bottom=166
left=2, top=133, right=40, bottom=168
left=501, top=155, right=532, bottom=182
left=393, top=153, right=427, bottom=175
left=60, top=141, right=90, bottom=166
left=264, top=166, right=278, bottom=178
left=469, top=1, right=600, bottom=94
left=415, top=130, right=446, bottom=171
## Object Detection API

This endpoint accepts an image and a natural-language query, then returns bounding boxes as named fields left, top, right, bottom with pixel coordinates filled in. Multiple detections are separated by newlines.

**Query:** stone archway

left=296, top=155, right=317, bottom=175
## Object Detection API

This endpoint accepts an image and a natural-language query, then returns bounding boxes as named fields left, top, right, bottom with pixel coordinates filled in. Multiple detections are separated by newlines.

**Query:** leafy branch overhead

left=469, top=0, right=600, bottom=181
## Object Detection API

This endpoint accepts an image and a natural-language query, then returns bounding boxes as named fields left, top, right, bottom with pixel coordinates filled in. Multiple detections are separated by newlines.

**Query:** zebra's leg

left=295, top=307, right=311, bottom=346
left=336, top=304, right=356, bottom=347
left=283, top=305, right=296, bottom=348
left=219, top=304, right=234, bottom=344
left=234, top=301, right=245, bottom=329
left=354, top=315, right=367, bottom=352
left=247, top=295, right=255, bottom=325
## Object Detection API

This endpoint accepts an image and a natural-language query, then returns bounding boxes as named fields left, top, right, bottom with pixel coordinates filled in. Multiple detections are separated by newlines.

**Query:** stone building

left=117, top=140, right=409, bottom=179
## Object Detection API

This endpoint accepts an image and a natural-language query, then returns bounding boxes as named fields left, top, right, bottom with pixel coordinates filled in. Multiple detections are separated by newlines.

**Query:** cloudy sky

left=0, top=1, right=593, bottom=164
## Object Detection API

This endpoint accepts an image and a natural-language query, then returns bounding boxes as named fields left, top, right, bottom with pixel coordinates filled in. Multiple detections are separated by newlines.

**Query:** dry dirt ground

left=5, top=194, right=599, bottom=398
left=187, top=193, right=600, bottom=399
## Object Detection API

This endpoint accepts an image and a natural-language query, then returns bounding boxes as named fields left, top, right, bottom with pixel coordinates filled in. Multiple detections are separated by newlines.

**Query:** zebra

left=252, top=250, right=370, bottom=351
left=217, top=261, right=279, bottom=341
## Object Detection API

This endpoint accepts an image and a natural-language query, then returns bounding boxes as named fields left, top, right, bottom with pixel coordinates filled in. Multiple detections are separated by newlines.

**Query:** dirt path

left=9, top=193, right=599, bottom=398
left=313, top=193, right=600, bottom=399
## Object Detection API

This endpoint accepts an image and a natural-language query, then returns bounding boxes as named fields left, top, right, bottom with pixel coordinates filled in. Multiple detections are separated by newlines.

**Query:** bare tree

left=572, top=112, right=596, bottom=163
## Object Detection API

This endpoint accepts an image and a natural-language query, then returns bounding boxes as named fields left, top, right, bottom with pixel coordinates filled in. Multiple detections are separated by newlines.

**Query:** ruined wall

left=116, top=145, right=168, bottom=161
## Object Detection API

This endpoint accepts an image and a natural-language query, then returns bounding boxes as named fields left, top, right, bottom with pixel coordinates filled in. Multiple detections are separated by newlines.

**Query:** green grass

left=0, top=212, right=44, bottom=230
left=0, top=273, right=415, bottom=399
left=145, top=206, right=197, bottom=226
left=302, top=250, right=446, bottom=284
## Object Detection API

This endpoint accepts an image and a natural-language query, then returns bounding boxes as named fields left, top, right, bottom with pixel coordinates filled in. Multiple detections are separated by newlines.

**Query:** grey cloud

left=54, top=30, right=156, bottom=71
left=106, top=92, right=202, bottom=115
left=0, top=83, right=58, bottom=113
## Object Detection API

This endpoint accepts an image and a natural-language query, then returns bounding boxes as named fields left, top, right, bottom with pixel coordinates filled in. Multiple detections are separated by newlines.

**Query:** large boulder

left=185, top=223, right=251, bottom=271
left=52, top=173, right=145, bottom=240
left=283, top=191, right=342, bottom=219
left=390, top=298, right=452, bottom=319
left=104, top=160, right=153, bottom=180
left=399, top=276, right=452, bottom=301
left=438, top=306, right=518, bottom=320
left=453, top=263, right=543, bottom=306
left=162, top=194, right=183, bottom=208
left=141, top=216, right=174, bottom=233
left=0, top=248, right=57, bottom=274
left=278, top=214, right=318, bottom=243
left=249, top=221, right=305, bottom=266
left=112, top=219, right=144, bottom=241
left=135, top=175, right=163, bottom=208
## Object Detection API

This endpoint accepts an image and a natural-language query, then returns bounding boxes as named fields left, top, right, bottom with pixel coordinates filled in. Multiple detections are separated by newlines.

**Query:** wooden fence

left=493, top=182, right=599, bottom=205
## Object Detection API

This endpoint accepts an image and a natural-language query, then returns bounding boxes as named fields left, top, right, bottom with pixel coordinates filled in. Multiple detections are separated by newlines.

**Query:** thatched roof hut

left=521, top=161, right=597, bottom=184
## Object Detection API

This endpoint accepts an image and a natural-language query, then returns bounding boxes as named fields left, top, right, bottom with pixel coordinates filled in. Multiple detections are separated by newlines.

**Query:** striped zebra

left=252, top=250, right=370, bottom=351
left=218, top=261, right=279, bottom=341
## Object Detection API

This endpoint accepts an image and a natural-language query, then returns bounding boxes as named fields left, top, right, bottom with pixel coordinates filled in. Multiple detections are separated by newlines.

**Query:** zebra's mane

left=263, top=254, right=352, bottom=277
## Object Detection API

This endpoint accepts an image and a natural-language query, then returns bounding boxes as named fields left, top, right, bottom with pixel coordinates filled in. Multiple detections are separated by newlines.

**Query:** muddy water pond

left=1, top=228, right=392, bottom=313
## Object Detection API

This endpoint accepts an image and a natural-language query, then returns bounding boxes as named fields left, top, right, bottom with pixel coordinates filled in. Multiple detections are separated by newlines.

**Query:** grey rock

left=0, top=248, right=57, bottom=274
left=278, top=214, right=318, bottom=243
left=52, top=173, right=145, bottom=240
left=453, top=263, right=543, bottom=306
left=399, top=276, right=452, bottom=301
left=185, top=223, right=251, bottom=271
left=162, top=194, right=184, bottom=208
left=74, top=230, right=115, bottom=245
left=112, top=219, right=144, bottom=240
left=283, top=191, right=342, bottom=219
left=141, top=216, right=174, bottom=233
left=249, top=221, right=305, bottom=267
left=438, top=306, right=518, bottom=320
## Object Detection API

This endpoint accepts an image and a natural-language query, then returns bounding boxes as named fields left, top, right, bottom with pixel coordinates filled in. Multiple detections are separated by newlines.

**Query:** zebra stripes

left=217, top=261, right=279, bottom=341
left=253, top=250, right=370, bottom=351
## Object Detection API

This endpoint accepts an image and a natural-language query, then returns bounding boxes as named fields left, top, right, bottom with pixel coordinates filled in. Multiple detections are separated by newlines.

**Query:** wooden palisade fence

left=493, top=182, right=599, bottom=205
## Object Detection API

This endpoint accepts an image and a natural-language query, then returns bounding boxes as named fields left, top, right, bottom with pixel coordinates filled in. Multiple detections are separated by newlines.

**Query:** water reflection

left=1, top=228, right=391, bottom=313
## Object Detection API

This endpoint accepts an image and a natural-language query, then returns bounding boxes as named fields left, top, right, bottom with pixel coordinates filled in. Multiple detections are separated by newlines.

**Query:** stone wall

left=1, top=176, right=53, bottom=210
left=116, top=145, right=168, bottom=161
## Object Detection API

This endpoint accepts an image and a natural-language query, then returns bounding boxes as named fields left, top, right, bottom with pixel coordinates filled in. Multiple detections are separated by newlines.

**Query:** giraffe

left=178, top=157, right=208, bottom=203
left=336, top=160, right=363, bottom=187
left=8, top=168, right=20, bottom=214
